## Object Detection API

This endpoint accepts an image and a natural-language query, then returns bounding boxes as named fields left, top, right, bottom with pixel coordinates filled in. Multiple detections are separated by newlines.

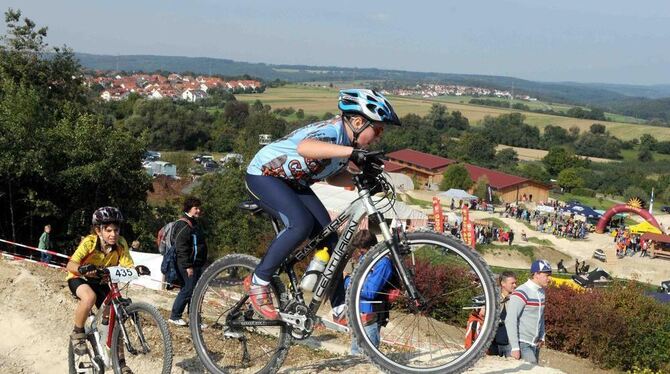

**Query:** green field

left=240, top=86, right=670, bottom=141
left=620, top=148, right=670, bottom=162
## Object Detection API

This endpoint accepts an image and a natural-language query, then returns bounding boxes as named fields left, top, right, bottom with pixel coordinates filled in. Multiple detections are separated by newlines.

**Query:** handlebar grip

left=78, top=264, right=97, bottom=275
left=136, top=265, right=151, bottom=276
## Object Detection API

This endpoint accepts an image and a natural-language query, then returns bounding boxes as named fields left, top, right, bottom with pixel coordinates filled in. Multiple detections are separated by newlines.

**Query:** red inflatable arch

left=595, top=204, right=664, bottom=234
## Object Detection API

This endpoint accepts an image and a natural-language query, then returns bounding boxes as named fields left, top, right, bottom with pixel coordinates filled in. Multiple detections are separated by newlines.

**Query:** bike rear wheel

left=347, top=231, right=499, bottom=374
left=190, top=254, right=291, bottom=374
left=110, top=302, right=173, bottom=374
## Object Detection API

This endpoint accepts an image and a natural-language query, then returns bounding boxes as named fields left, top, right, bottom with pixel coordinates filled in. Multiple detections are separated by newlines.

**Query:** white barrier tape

left=0, top=250, right=180, bottom=294
left=0, top=238, right=70, bottom=259
left=1, top=251, right=66, bottom=270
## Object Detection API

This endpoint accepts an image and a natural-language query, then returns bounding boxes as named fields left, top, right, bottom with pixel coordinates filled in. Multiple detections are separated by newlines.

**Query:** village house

left=385, top=148, right=549, bottom=203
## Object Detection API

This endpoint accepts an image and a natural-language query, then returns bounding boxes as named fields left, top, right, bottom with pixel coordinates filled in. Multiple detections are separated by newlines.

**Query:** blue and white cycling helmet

left=338, top=89, right=401, bottom=126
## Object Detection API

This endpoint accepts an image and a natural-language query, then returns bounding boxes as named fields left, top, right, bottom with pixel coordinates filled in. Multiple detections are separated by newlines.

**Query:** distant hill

left=74, top=53, right=670, bottom=122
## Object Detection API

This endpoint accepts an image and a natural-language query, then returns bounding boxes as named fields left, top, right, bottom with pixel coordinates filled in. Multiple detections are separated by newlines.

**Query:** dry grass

left=240, top=86, right=670, bottom=141
left=495, top=145, right=617, bottom=163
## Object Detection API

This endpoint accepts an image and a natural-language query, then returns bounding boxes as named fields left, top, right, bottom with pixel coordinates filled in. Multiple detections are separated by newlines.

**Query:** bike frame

left=88, top=281, right=139, bottom=365
left=276, top=176, right=422, bottom=323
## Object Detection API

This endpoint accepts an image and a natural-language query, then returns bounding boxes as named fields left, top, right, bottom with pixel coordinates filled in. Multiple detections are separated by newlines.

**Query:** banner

left=486, top=184, right=493, bottom=204
left=461, top=205, right=476, bottom=248
left=432, top=196, right=443, bottom=233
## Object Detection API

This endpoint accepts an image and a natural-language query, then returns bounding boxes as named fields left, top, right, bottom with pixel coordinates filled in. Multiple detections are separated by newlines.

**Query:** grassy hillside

left=240, top=86, right=670, bottom=141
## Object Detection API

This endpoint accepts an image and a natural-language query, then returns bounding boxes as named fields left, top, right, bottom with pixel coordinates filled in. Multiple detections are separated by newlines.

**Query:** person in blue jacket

left=344, top=230, right=398, bottom=355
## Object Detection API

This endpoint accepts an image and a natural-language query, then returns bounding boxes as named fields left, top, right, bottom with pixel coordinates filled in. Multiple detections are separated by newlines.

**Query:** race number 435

left=108, top=266, right=138, bottom=283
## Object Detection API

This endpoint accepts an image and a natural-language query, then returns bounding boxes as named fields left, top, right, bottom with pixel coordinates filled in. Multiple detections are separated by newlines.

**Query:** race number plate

left=108, top=266, right=139, bottom=283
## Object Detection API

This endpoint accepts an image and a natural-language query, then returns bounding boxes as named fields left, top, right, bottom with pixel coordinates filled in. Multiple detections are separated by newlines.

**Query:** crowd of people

left=502, top=203, right=591, bottom=240
left=613, top=228, right=651, bottom=258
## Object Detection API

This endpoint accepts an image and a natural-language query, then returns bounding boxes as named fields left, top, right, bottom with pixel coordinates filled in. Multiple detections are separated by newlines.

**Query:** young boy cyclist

left=65, top=207, right=136, bottom=374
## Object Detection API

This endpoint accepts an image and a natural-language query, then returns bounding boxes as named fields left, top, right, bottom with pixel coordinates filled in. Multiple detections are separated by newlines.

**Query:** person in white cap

left=505, top=259, right=552, bottom=364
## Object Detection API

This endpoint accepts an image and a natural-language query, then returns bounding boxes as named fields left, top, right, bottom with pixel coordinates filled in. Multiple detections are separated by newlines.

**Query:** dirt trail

left=0, top=258, right=615, bottom=374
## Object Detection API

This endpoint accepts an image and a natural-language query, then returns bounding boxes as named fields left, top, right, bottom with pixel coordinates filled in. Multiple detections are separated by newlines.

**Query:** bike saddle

left=238, top=200, right=264, bottom=215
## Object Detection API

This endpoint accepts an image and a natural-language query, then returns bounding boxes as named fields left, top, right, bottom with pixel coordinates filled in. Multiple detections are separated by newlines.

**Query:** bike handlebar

left=78, top=264, right=151, bottom=278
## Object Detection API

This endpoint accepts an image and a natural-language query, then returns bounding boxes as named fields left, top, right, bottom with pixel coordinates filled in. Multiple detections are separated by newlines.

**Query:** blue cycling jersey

left=246, top=117, right=351, bottom=187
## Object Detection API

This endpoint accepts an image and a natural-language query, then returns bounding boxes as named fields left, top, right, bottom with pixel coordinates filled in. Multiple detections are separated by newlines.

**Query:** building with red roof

left=386, top=148, right=549, bottom=203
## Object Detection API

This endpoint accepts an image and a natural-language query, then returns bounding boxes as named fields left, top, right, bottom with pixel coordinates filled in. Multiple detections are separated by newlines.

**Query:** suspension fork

left=372, top=208, right=426, bottom=308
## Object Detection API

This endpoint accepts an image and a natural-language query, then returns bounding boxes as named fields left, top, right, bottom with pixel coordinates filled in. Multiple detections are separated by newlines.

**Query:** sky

left=1, top=0, right=669, bottom=85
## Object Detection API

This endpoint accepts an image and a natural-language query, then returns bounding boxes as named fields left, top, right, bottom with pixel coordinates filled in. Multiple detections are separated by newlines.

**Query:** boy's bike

left=68, top=265, right=173, bottom=374
left=189, top=152, right=499, bottom=374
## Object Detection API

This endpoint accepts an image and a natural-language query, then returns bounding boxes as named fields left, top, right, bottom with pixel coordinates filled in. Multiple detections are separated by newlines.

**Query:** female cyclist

left=244, top=89, right=401, bottom=320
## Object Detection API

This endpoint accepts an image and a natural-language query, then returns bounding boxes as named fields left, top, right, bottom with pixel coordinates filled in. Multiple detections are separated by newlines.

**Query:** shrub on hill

left=545, top=281, right=670, bottom=372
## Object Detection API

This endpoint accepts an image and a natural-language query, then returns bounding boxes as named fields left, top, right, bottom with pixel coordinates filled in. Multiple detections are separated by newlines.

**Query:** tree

left=557, top=168, right=584, bottom=192
left=542, top=125, right=574, bottom=148
left=194, top=166, right=273, bottom=258
left=472, top=176, right=491, bottom=201
left=0, top=9, right=150, bottom=243
left=495, top=148, right=518, bottom=171
left=589, top=123, right=606, bottom=135
left=542, top=147, right=586, bottom=176
left=639, top=134, right=658, bottom=150
left=427, top=103, right=449, bottom=130
left=455, top=132, right=496, bottom=167
left=638, top=144, right=654, bottom=162
left=440, top=164, right=473, bottom=191
left=517, top=163, right=550, bottom=183
left=296, top=108, right=305, bottom=119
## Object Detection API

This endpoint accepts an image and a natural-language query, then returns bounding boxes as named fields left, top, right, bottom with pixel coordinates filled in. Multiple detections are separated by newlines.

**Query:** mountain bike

left=189, top=152, right=500, bottom=374
left=68, top=265, right=173, bottom=374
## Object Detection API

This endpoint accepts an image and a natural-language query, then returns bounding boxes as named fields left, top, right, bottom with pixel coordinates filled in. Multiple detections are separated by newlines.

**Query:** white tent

left=387, top=172, right=414, bottom=191
left=311, top=183, right=427, bottom=229
left=438, top=188, right=477, bottom=201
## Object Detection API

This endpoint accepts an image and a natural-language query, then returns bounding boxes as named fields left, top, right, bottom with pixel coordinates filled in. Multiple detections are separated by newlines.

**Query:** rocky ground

left=0, top=254, right=617, bottom=374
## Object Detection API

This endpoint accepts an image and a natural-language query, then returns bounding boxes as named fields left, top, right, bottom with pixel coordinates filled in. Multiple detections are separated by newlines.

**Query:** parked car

left=204, top=161, right=218, bottom=172
left=661, top=206, right=670, bottom=213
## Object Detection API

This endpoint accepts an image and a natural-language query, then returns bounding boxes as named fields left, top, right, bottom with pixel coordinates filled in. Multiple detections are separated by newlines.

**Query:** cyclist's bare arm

left=297, top=139, right=353, bottom=159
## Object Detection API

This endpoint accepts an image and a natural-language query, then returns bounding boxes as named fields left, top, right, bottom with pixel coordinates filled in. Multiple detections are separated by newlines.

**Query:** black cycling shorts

left=68, top=278, right=110, bottom=309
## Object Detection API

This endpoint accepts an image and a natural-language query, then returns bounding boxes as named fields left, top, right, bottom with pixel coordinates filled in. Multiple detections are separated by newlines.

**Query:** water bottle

left=300, top=247, right=330, bottom=292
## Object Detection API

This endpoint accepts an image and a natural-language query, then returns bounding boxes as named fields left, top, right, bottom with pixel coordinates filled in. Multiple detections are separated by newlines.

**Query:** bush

left=572, top=187, right=596, bottom=197
left=545, top=281, right=670, bottom=372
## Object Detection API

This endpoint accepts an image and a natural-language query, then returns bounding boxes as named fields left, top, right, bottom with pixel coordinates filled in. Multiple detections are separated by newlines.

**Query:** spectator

left=508, top=229, right=515, bottom=246
left=344, top=230, right=398, bottom=355
left=168, top=197, right=208, bottom=327
left=557, top=259, right=568, bottom=273
left=130, top=240, right=141, bottom=252
left=506, top=259, right=552, bottom=364
left=39, top=224, right=53, bottom=264
left=641, top=239, right=649, bottom=257
left=490, top=271, right=517, bottom=357
left=574, top=259, right=580, bottom=274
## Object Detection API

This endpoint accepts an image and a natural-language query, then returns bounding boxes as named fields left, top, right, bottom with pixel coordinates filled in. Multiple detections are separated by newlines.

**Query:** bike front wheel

left=110, top=302, right=173, bottom=374
left=189, top=254, right=292, bottom=374
left=347, top=231, right=500, bottom=374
